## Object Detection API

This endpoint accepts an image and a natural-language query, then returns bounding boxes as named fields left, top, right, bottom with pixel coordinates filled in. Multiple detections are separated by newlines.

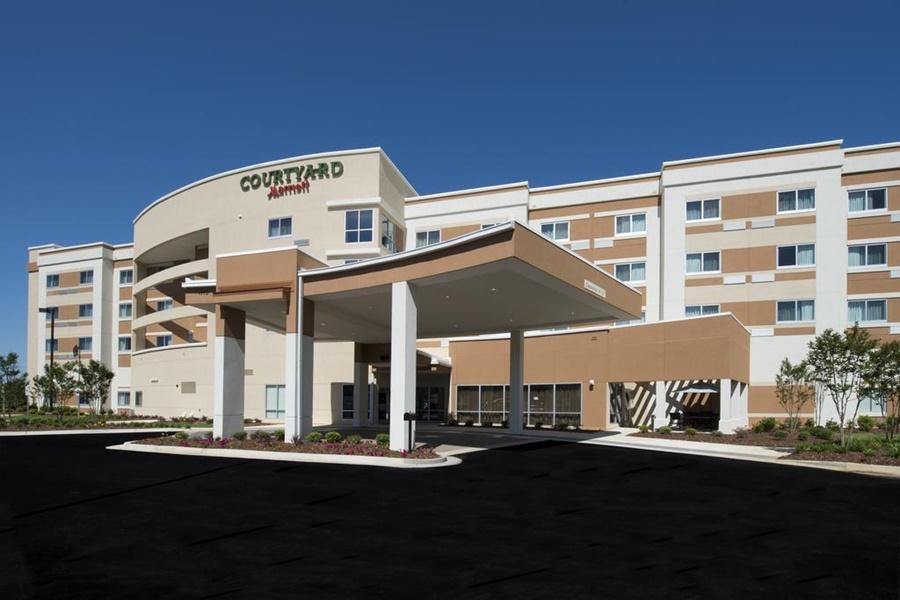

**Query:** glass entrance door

left=416, top=386, right=446, bottom=421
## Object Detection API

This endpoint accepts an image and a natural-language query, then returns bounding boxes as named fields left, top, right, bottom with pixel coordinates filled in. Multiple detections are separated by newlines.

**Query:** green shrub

left=375, top=433, right=389, bottom=447
left=685, top=427, right=697, bottom=436
left=856, top=415, right=875, bottom=432
left=803, top=418, right=815, bottom=429
left=638, top=424, right=650, bottom=433
left=272, top=429, right=285, bottom=440
left=174, top=431, right=189, bottom=440
left=773, top=430, right=788, bottom=440
left=888, top=445, right=900, bottom=459
left=201, top=431, right=214, bottom=440
left=711, top=430, right=723, bottom=437
left=250, top=430, right=272, bottom=442
left=755, top=417, right=777, bottom=433
left=657, top=426, right=672, bottom=435
left=346, top=434, right=362, bottom=445
left=734, top=427, right=749, bottom=439
left=464, top=419, right=474, bottom=427
left=306, top=432, right=323, bottom=443
left=825, top=419, right=839, bottom=432
left=863, top=447, right=876, bottom=458
left=324, top=431, right=342, bottom=443
left=794, top=443, right=809, bottom=453
left=810, top=426, right=833, bottom=441
left=797, top=431, right=809, bottom=441
left=232, top=431, right=248, bottom=441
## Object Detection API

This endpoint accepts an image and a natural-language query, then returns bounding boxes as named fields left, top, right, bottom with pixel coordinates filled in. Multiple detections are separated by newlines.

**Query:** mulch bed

left=136, top=435, right=440, bottom=459
left=633, top=430, right=798, bottom=447
left=786, top=451, right=900, bottom=466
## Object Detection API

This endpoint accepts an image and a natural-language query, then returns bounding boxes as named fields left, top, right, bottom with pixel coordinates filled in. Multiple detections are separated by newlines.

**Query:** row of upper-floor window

left=267, top=210, right=402, bottom=252
left=46, top=268, right=133, bottom=289
left=45, top=334, right=176, bottom=354
left=685, top=299, right=888, bottom=324
left=43, top=298, right=178, bottom=321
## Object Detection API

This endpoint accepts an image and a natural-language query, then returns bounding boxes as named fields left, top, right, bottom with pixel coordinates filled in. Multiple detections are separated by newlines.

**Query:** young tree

left=860, top=341, right=900, bottom=442
left=0, top=352, right=27, bottom=416
left=804, top=326, right=877, bottom=446
left=74, top=360, right=115, bottom=415
left=774, top=358, right=812, bottom=431
left=29, top=362, right=76, bottom=411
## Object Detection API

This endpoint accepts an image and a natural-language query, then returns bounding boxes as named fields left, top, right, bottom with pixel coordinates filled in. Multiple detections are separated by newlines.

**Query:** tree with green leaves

left=29, top=362, right=76, bottom=411
left=774, top=358, right=812, bottom=431
left=74, top=360, right=115, bottom=415
left=0, top=353, right=27, bottom=415
left=804, top=326, right=877, bottom=446
left=860, top=341, right=900, bottom=442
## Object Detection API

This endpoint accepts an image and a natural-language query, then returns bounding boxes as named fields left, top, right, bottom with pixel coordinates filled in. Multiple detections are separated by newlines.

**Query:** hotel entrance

left=375, top=377, right=450, bottom=424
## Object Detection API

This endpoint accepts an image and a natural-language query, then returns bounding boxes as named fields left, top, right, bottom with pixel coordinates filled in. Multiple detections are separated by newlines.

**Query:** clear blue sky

left=1, top=0, right=898, bottom=364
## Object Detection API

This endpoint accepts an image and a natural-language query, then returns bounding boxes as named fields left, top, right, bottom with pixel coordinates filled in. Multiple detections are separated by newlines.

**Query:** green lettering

left=330, top=161, right=344, bottom=178
left=249, top=174, right=262, bottom=189
left=239, top=176, right=251, bottom=192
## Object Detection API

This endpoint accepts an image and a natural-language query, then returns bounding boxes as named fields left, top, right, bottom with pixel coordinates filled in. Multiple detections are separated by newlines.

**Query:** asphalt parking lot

left=1, top=432, right=897, bottom=599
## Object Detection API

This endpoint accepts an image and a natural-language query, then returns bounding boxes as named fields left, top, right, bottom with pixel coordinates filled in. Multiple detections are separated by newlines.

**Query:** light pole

left=38, top=307, right=56, bottom=409
left=73, top=345, right=81, bottom=411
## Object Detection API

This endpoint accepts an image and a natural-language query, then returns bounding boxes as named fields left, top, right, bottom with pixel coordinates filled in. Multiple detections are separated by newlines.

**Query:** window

left=685, top=304, right=720, bottom=317
left=118, top=336, right=132, bottom=352
left=615, top=213, right=647, bottom=235
left=119, top=302, right=132, bottom=319
left=777, top=244, right=815, bottom=268
left=686, top=199, right=720, bottom=222
left=686, top=251, right=720, bottom=274
left=117, top=391, right=130, bottom=407
left=265, top=385, right=286, bottom=419
left=79, top=270, right=94, bottom=285
left=46, top=274, right=59, bottom=288
left=381, top=216, right=398, bottom=252
left=155, top=334, right=172, bottom=347
left=848, top=299, right=887, bottom=324
left=345, top=209, right=373, bottom=243
left=45, top=306, right=59, bottom=320
left=456, top=383, right=582, bottom=427
left=156, top=299, right=173, bottom=311
left=45, top=339, right=58, bottom=353
left=78, top=337, right=92, bottom=352
left=777, top=300, right=815, bottom=323
left=415, top=230, right=441, bottom=248
left=78, top=304, right=93, bottom=318
left=777, top=188, right=815, bottom=213
left=343, top=259, right=360, bottom=265
left=849, top=243, right=887, bottom=267
left=481, top=223, right=498, bottom=229
left=540, top=221, right=569, bottom=241
left=267, top=217, right=292, bottom=238
left=341, top=383, right=354, bottom=420
left=614, top=262, right=646, bottom=283
left=134, top=391, right=143, bottom=408
left=119, top=269, right=133, bottom=285
left=848, top=188, right=887, bottom=213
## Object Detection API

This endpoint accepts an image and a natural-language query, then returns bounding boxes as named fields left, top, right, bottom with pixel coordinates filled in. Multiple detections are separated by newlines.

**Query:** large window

left=777, top=300, right=815, bottom=323
left=686, top=251, right=720, bottom=274
left=456, top=383, right=582, bottom=427
left=777, top=244, right=815, bottom=268
left=615, top=213, right=646, bottom=235
left=341, top=383, right=354, bottom=420
left=415, top=230, right=440, bottom=248
left=345, top=209, right=373, bottom=243
left=686, top=199, right=720, bottom=222
left=155, top=334, right=172, bottom=347
left=119, top=269, right=133, bottom=285
left=267, top=217, right=292, bottom=238
left=45, top=339, right=58, bottom=353
left=77, top=337, right=92, bottom=352
left=46, top=274, right=59, bottom=288
left=117, top=392, right=130, bottom=407
left=79, top=304, right=93, bottom=318
left=848, top=188, right=887, bottom=213
left=118, top=336, right=132, bottom=352
left=79, top=270, right=94, bottom=285
left=381, top=216, right=398, bottom=252
left=848, top=299, right=887, bottom=324
left=156, top=298, right=173, bottom=311
left=848, top=243, right=887, bottom=267
left=265, top=384, right=286, bottom=419
left=777, top=188, right=815, bottom=213
left=686, top=304, right=720, bottom=317
left=540, top=221, right=569, bottom=242
left=614, top=261, right=646, bottom=283
left=119, top=302, right=132, bottom=319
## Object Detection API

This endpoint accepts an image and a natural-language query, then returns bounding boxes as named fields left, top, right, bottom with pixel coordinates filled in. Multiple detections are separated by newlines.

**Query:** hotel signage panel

left=239, top=161, right=345, bottom=199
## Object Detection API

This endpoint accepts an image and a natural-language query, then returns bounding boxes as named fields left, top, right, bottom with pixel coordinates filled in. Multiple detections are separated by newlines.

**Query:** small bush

left=797, top=431, right=809, bottom=441
left=711, top=430, right=723, bottom=437
left=534, top=421, right=545, bottom=429
left=174, top=431, right=189, bottom=440
left=291, top=434, right=303, bottom=446
left=863, top=447, right=876, bottom=458
left=553, top=423, right=568, bottom=431
left=794, top=443, right=809, bottom=453
left=464, top=419, right=474, bottom=427
left=803, top=418, right=815, bottom=429
left=657, top=426, right=672, bottom=435
left=825, top=419, right=839, bottom=432
left=684, top=427, right=697, bottom=436
left=306, top=432, right=323, bottom=443
left=232, top=431, right=248, bottom=441
left=810, top=426, right=833, bottom=441
left=251, top=430, right=272, bottom=442
left=755, top=417, right=777, bottom=433
left=375, top=433, right=389, bottom=447
left=201, top=431, right=214, bottom=440
left=773, top=430, right=788, bottom=440
left=638, top=424, right=650, bottom=433
left=856, top=415, right=875, bottom=432
left=734, top=427, right=749, bottom=439
left=272, top=429, right=285, bottom=440
left=347, top=434, right=362, bottom=445
left=481, top=420, right=493, bottom=428
left=324, top=431, right=342, bottom=443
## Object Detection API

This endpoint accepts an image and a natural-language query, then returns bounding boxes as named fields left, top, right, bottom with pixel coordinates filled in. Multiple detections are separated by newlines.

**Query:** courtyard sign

left=239, top=160, right=345, bottom=199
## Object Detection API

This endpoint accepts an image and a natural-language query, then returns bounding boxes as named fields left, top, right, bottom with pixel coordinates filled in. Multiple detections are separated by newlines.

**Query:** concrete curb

left=107, top=441, right=461, bottom=469
left=0, top=428, right=186, bottom=437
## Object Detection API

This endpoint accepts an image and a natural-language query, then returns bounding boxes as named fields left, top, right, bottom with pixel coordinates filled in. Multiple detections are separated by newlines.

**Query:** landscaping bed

left=135, top=431, right=440, bottom=459
left=0, top=414, right=214, bottom=431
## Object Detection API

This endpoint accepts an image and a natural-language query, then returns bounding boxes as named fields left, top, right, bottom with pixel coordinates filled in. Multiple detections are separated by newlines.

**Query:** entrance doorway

left=416, top=386, right=446, bottom=422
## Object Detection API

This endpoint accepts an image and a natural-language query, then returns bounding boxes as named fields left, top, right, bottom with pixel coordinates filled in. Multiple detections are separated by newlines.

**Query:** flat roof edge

left=529, top=172, right=660, bottom=194
left=662, top=139, right=844, bottom=168
left=406, top=181, right=529, bottom=203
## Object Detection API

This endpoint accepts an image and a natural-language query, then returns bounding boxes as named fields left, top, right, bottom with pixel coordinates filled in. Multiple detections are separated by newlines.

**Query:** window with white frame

left=119, top=269, right=133, bottom=285
left=341, top=383, right=354, bottom=420
left=686, top=199, right=720, bottom=222
left=848, top=299, right=887, bottom=324
left=79, top=304, right=93, bottom=318
left=345, top=209, right=373, bottom=243
left=118, top=302, right=132, bottom=319
left=267, top=217, right=292, bottom=238
left=777, top=300, right=815, bottom=323
left=155, top=334, right=172, bottom=347
left=848, top=188, right=887, bottom=213
left=415, top=230, right=441, bottom=248
left=46, top=274, right=59, bottom=288
left=614, top=261, right=646, bottom=283
left=456, top=383, right=582, bottom=427
left=685, top=304, right=720, bottom=317
left=265, top=384, right=286, bottom=419
left=381, top=216, right=398, bottom=252
left=117, top=391, right=130, bottom=407
left=777, top=188, right=815, bottom=213
left=118, top=336, right=131, bottom=352
left=135, top=391, right=143, bottom=407
left=156, top=298, right=173, bottom=311
left=615, top=213, right=646, bottom=235
left=777, top=244, right=815, bottom=268
left=686, top=251, right=720, bottom=274
left=79, top=270, right=94, bottom=285
left=78, top=337, right=92, bottom=352
left=848, top=243, right=887, bottom=267
left=540, top=221, right=569, bottom=241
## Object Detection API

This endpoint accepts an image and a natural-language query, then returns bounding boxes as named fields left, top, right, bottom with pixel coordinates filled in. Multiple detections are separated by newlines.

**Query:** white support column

left=352, top=345, right=367, bottom=428
left=717, top=378, right=748, bottom=433
left=653, top=380, right=668, bottom=430
left=389, top=281, right=417, bottom=451
left=508, top=329, right=524, bottom=434
left=285, top=279, right=314, bottom=442
left=213, top=306, right=245, bottom=439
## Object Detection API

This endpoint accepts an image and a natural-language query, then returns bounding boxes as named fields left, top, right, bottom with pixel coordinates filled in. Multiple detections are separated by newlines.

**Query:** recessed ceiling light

left=320, top=322, right=326, bottom=326
left=490, top=287, right=497, bottom=292
left=453, top=324, right=458, bottom=328
left=445, top=295, right=450, bottom=300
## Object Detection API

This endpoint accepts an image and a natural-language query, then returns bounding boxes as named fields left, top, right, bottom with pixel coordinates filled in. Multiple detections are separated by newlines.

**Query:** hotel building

left=25, top=140, right=900, bottom=448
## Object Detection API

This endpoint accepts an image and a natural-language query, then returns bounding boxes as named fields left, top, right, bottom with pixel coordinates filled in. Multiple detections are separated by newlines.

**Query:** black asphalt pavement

left=1, top=432, right=897, bottom=599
